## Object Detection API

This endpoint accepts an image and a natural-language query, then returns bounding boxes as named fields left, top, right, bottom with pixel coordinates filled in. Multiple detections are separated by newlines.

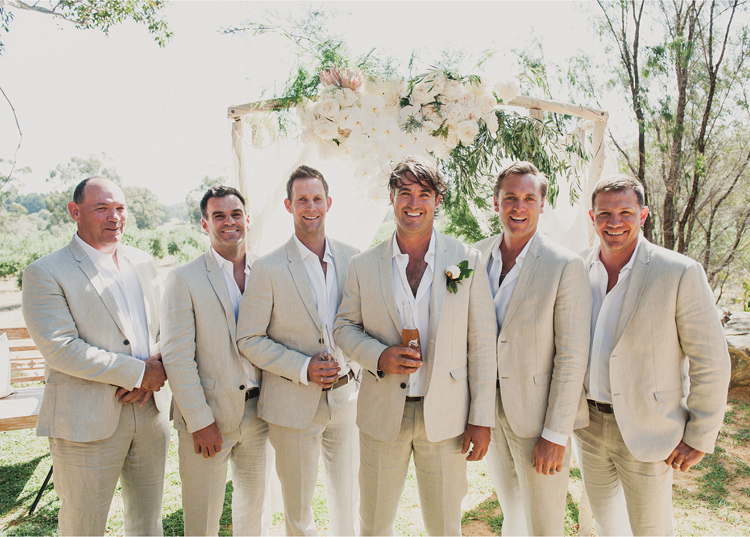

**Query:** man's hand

left=665, top=440, right=705, bottom=472
left=141, top=352, right=166, bottom=392
left=193, top=422, right=223, bottom=458
left=115, top=386, right=154, bottom=406
left=462, top=424, right=491, bottom=461
left=308, top=353, right=341, bottom=389
left=532, top=437, right=566, bottom=475
left=377, top=345, right=423, bottom=375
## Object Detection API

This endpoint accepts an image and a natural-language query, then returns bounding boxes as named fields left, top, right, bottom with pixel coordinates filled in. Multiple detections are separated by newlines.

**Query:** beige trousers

left=48, top=397, right=170, bottom=536
left=178, top=396, right=273, bottom=536
left=359, top=399, right=468, bottom=537
left=573, top=405, right=673, bottom=536
left=486, top=391, right=572, bottom=536
left=268, top=380, right=359, bottom=536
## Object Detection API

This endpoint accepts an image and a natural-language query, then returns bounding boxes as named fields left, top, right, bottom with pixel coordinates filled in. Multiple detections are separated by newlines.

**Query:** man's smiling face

left=590, top=189, right=649, bottom=255
left=390, top=172, right=440, bottom=239
left=285, top=176, right=331, bottom=239
left=494, top=173, right=544, bottom=244
left=202, top=194, right=249, bottom=255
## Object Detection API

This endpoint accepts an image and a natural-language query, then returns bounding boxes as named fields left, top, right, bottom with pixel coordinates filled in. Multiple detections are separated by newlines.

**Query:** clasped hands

left=115, top=352, right=166, bottom=406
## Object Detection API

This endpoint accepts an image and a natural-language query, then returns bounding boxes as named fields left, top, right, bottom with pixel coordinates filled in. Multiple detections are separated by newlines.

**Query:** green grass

left=462, top=495, right=504, bottom=534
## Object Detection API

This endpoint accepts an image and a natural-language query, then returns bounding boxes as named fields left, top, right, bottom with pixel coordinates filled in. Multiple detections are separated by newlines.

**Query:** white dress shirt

left=294, top=235, right=350, bottom=385
left=586, top=236, right=642, bottom=404
left=75, top=233, right=150, bottom=386
left=211, top=248, right=259, bottom=390
left=487, top=232, right=566, bottom=446
left=392, top=230, right=435, bottom=397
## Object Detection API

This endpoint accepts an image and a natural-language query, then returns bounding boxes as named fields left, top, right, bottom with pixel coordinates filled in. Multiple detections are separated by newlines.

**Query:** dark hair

left=286, top=165, right=329, bottom=200
left=591, top=174, right=646, bottom=208
left=493, top=161, right=548, bottom=199
left=73, top=176, right=107, bottom=204
left=388, top=156, right=448, bottom=199
left=200, top=185, right=246, bottom=219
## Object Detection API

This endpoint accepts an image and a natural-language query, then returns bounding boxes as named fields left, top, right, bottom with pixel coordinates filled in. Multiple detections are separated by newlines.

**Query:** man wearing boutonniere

left=475, top=161, right=591, bottom=536
left=574, top=175, right=730, bottom=535
left=334, top=155, right=497, bottom=536
left=237, top=166, right=360, bottom=536
left=161, top=186, right=272, bottom=535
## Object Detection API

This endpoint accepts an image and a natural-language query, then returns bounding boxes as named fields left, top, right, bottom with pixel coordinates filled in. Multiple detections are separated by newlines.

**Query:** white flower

left=335, top=88, right=359, bottom=108
left=468, top=79, right=491, bottom=96
left=384, top=89, right=402, bottom=110
left=459, top=92, right=475, bottom=108
left=456, top=120, right=480, bottom=145
left=494, top=78, right=520, bottom=103
left=410, top=81, right=435, bottom=105
left=445, top=265, right=461, bottom=279
left=428, top=71, right=447, bottom=95
left=433, top=143, right=453, bottom=160
left=444, top=103, right=468, bottom=125
left=318, top=139, right=339, bottom=160
left=465, top=105, right=481, bottom=121
left=422, top=120, right=440, bottom=134
left=443, top=79, right=464, bottom=100
left=388, top=79, right=409, bottom=97
left=335, top=107, right=362, bottom=130
left=483, top=112, right=499, bottom=134
left=399, top=104, right=419, bottom=121
left=360, top=94, right=386, bottom=117
left=366, top=76, right=386, bottom=96
left=316, top=98, right=340, bottom=120
left=422, top=104, right=440, bottom=122
left=312, top=118, right=339, bottom=140
left=477, top=92, right=498, bottom=115
left=299, top=130, right=317, bottom=145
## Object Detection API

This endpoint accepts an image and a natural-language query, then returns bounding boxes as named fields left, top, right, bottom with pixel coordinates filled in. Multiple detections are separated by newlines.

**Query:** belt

left=245, top=387, right=260, bottom=401
left=323, top=370, right=354, bottom=391
left=406, top=396, right=424, bottom=402
left=587, top=399, right=613, bottom=414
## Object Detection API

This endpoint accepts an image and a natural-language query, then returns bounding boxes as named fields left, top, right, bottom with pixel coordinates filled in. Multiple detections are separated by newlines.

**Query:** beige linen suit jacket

left=582, top=238, right=731, bottom=462
left=475, top=233, right=591, bottom=439
left=161, top=249, right=262, bottom=434
left=333, top=231, right=497, bottom=443
left=237, top=236, right=360, bottom=429
left=22, top=238, right=166, bottom=443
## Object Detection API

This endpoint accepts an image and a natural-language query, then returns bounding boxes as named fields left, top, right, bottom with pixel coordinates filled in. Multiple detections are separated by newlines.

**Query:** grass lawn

left=1, top=398, right=749, bottom=536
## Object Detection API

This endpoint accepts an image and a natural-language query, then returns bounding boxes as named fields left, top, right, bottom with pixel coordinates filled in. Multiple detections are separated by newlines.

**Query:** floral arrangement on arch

left=295, top=67, right=521, bottom=200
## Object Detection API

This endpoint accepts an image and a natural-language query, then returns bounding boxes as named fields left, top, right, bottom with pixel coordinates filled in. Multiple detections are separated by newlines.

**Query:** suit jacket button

left=400, top=382, right=407, bottom=389
left=123, top=339, right=129, bottom=345
left=239, top=385, right=245, bottom=390
left=319, top=338, right=324, bottom=344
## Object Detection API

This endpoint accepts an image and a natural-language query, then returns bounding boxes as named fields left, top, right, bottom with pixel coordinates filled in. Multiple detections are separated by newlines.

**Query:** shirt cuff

left=299, top=356, right=313, bottom=385
left=541, top=427, right=567, bottom=446
left=134, top=361, right=146, bottom=389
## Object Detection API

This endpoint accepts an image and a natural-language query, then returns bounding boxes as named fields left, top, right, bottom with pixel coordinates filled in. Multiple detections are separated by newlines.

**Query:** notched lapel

left=426, top=234, right=449, bottom=382
left=286, top=239, right=322, bottom=328
left=500, top=234, right=542, bottom=333
left=204, top=250, right=239, bottom=343
left=379, top=237, right=402, bottom=332
left=613, top=243, right=650, bottom=346
left=329, top=240, right=347, bottom=307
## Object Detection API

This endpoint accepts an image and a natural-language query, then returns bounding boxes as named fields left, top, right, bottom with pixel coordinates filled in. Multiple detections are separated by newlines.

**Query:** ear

left=389, top=191, right=394, bottom=205
left=539, top=198, right=545, bottom=214
left=284, top=198, right=292, bottom=214
left=589, top=209, right=595, bottom=223
left=640, top=206, right=649, bottom=226
left=67, top=201, right=80, bottom=223
left=493, top=196, right=499, bottom=213
left=435, top=194, right=441, bottom=208
left=201, top=218, right=209, bottom=234
left=326, top=197, right=332, bottom=212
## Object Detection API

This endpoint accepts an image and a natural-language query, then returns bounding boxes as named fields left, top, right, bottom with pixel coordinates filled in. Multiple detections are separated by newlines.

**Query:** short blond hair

left=493, top=161, right=548, bottom=199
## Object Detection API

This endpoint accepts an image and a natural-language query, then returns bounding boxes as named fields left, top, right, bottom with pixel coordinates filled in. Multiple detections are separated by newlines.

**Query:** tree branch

left=0, top=84, right=22, bottom=190
left=5, top=0, right=83, bottom=26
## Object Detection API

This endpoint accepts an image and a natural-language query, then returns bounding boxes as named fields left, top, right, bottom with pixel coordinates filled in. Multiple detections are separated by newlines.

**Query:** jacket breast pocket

left=654, top=387, right=683, bottom=403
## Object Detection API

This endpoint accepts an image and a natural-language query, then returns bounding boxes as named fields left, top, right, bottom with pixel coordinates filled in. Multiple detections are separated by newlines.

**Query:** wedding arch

left=225, top=68, right=610, bottom=256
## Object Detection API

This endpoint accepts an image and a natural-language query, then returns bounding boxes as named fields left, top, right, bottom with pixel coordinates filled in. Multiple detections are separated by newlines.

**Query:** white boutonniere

left=445, top=260, right=474, bottom=294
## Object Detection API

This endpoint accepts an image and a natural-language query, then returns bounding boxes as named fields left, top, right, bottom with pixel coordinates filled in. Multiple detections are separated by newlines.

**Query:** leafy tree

left=186, top=175, right=225, bottom=225
left=13, top=192, right=47, bottom=213
left=123, top=185, right=166, bottom=229
left=0, top=0, right=172, bottom=54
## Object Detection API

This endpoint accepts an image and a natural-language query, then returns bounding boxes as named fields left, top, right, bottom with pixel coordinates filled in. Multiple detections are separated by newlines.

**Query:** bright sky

left=0, top=0, right=615, bottom=205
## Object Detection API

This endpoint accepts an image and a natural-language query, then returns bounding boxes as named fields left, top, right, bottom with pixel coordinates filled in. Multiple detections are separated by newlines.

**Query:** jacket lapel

left=285, top=236, right=322, bottom=328
left=613, top=240, right=651, bottom=347
left=69, top=239, right=129, bottom=339
left=379, top=235, right=403, bottom=332
left=329, top=239, right=347, bottom=308
left=425, top=232, right=448, bottom=382
left=500, top=233, right=543, bottom=333
left=204, top=249, right=239, bottom=343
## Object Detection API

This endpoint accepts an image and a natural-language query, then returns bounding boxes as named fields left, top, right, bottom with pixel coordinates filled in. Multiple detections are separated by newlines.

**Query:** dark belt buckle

left=587, top=399, right=613, bottom=414
left=245, top=387, right=260, bottom=401
left=323, top=370, right=353, bottom=391
left=405, top=396, right=424, bottom=403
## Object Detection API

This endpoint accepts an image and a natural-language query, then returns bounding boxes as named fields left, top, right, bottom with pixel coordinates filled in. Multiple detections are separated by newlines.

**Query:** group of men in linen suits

left=21, top=154, right=730, bottom=537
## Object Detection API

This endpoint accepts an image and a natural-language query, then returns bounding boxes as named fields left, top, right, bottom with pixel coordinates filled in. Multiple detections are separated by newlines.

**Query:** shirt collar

left=492, top=231, right=536, bottom=264
left=590, top=234, right=642, bottom=274
left=293, top=234, right=333, bottom=264
left=392, top=230, right=436, bottom=266
left=211, top=247, right=251, bottom=275
left=74, top=233, right=124, bottom=266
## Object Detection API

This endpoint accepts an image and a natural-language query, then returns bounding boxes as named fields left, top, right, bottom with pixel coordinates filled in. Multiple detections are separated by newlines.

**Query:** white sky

left=0, top=0, right=622, bottom=205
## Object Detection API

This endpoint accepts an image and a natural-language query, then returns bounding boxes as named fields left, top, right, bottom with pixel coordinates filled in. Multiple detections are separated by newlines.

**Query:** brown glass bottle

left=401, top=300, right=422, bottom=361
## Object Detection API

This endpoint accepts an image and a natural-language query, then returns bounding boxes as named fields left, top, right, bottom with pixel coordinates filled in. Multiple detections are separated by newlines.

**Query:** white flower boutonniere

left=445, top=260, right=474, bottom=294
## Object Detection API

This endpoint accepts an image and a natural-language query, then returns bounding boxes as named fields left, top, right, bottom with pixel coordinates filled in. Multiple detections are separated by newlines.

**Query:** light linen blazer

left=21, top=237, right=166, bottom=443
left=237, top=236, right=360, bottom=429
left=333, top=231, right=497, bottom=443
left=161, top=249, right=262, bottom=434
left=475, top=233, right=591, bottom=439
left=582, top=238, right=731, bottom=462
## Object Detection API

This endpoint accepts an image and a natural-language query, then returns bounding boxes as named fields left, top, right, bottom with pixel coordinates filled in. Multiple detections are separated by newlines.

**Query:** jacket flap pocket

left=533, top=371, right=552, bottom=386
left=654, top=387, right=683, bottom=403
left=199, top=376, right=216, bottom=390
left=450, top=365, right=468, bottom=381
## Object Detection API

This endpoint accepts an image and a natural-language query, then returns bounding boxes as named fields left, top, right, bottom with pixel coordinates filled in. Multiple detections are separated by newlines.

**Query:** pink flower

left=319, top=66, right=365, bottom=91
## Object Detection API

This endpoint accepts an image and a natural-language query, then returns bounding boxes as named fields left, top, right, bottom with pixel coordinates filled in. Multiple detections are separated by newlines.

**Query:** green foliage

left=461, top=496, right=504, bottom=534
left=123, top=186, right=166, bottom=230
left=185, top=175, right=226, bottom=225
